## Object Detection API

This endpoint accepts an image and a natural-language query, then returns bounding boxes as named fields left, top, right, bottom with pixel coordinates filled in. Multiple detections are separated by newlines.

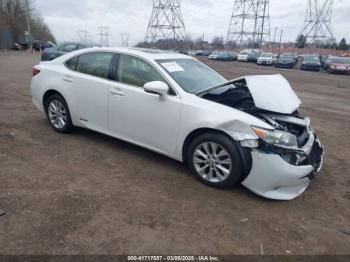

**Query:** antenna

left=299, top=0, right=335, bottom=47
left=97, top=26, right=110, bottom=47
left=227, top=0, right=270, bottom=50
left=121, top=33, right=130, bottom=47
left=145, top=0, right=187, bottom=45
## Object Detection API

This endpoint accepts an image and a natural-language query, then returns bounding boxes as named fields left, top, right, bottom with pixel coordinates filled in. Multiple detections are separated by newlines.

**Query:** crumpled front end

left=241, top=114, right=324, bottom=200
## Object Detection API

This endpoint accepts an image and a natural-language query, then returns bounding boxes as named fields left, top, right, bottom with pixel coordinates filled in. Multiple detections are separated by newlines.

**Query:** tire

left=45, top=94, right=73, bottom=133
left=187, top=132, right=245, bottom=189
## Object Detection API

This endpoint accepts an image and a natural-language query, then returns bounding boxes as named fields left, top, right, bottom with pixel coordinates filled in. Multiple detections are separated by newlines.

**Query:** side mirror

left=144, top=81, right=168, bottom=96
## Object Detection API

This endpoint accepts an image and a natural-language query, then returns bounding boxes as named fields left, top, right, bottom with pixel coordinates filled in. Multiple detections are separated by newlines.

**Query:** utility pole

left=24, top=0, right=32, bottom=52
left=279, top=29, right=283, bottom=54
left=299, top=0, right=335, bottom=48
left=272, top=27, right=278, bottom=51
left=145, top=0, right=187, bottom=48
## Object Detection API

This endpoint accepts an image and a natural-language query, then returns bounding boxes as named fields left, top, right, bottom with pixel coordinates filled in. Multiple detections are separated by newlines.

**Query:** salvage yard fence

left=0, top=29, right=12, bottom=50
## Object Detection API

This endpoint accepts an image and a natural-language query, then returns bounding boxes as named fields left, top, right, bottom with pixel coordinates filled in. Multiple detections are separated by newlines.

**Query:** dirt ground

left=0, top=52, right=350, bottom=255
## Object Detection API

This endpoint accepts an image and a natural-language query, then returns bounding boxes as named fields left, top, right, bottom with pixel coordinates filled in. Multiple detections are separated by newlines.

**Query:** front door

left=109, top=54, right=182, bottom=156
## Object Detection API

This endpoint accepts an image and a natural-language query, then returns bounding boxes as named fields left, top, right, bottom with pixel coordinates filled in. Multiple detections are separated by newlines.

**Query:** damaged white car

left=31, top=48, right=324, bottom=200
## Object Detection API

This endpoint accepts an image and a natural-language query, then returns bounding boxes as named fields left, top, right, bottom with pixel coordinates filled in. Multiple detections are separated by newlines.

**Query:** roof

left=56, top=46, right=192, bottom=62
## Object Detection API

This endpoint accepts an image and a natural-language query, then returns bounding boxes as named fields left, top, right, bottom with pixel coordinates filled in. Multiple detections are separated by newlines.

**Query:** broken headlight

left=251, top=126, right=298, bottom=149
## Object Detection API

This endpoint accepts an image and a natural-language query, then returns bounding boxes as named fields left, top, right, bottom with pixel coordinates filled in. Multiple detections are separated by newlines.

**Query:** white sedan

left=31, top=47, right=324, bottom=200
left=257, top=53, right=274, bottom=66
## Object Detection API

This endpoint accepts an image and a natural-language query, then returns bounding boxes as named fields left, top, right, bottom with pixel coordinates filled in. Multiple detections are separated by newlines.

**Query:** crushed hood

left=200, top=74, right=302, bottom=115
left=244, top=74, right=301, bottom=114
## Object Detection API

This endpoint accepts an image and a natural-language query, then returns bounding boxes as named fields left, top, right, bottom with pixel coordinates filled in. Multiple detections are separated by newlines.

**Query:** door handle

left=62, top=75, right=73, bottom=82
left=110, top=88, right=125, bottom=96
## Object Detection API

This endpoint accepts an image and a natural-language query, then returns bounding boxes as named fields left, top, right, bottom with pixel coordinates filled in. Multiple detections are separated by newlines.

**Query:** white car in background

left=257, top=53, right=274, bottom=66
left=237, top=51, right=249, bottom=62
left=31, top=47, right=324, bottom=200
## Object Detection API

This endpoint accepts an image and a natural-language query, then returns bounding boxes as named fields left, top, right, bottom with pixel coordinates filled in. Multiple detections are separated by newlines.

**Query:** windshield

left=261, top=53, right=272, bottom=58
left=332, top=58, right=349, bottom=64
left=280, top=54, right=292, bottom=59
left=157, top=59, right=226, bottom=94
left=304, top=56, right=320, bottom=62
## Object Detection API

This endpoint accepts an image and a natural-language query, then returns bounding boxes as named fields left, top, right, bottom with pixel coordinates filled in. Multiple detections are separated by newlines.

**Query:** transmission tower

left=97, top=26, right=110, bottom=47
left=144, top=0, right=187, bottom=44
left=299, top=0, right=335, bottom=47
left=121, top=33, right=130, bottom=47
left=226, top=0, right=270, bottom=50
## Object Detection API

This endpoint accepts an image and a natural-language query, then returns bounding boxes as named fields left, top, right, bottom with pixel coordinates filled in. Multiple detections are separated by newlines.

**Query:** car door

left=108, top=54, right=182, bottom=156
left=65, top=51, right=115, bottom=132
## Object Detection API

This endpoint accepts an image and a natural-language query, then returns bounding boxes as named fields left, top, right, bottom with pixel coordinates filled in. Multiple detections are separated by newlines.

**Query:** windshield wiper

left=196, top=77, right=243, bottom=97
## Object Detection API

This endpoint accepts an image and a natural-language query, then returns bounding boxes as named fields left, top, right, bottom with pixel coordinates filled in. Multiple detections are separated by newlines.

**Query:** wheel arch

left=43, top=89, right=65, bottom=112
left=181, top=128, right=253, bottom=181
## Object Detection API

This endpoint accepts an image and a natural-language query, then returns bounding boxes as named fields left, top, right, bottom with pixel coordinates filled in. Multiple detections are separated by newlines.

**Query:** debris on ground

left=0, top=210, right=6, bottom=217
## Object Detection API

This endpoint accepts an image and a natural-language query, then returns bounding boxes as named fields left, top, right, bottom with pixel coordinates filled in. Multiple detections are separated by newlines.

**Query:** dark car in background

left=208, top=51, right=237, bottom=61
left=326, top=57, right=350, bottom=75
left=301, top=55, right=321, bottom=71
left=195, top=50, right=211, bottom=56
left=247, top=52, right=260, bottom=63
left=275, top=53, right=295, bottom=69
left=32, top=40, right=55, bottom=51
left=41, top=42, right=90, bottom=61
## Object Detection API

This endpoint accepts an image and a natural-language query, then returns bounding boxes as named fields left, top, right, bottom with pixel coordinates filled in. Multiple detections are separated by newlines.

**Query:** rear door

left=65, top=51, right=115, bottom=132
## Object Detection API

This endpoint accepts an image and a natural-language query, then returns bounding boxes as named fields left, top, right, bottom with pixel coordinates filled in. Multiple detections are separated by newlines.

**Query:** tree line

left=295, top=34, right=349, bottom=51
left=0, top=0, right=55, bottom=43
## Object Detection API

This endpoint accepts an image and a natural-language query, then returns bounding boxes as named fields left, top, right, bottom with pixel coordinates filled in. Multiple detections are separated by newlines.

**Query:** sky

left=34, top=0, right=350, bottom=46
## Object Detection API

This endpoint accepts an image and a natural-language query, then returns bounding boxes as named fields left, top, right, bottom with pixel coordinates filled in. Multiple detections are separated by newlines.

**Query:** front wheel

left=187, top=132, right=244, bottom=188
left=45, top=94, right=73, bottom=133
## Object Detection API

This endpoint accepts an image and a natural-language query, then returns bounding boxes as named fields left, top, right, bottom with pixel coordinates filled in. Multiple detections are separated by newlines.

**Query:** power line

left=144, top=0, right=187, bottom=44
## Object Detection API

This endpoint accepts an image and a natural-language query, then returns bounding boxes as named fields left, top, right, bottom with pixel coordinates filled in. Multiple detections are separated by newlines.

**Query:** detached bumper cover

left=242, top=136, right=324, bottom=200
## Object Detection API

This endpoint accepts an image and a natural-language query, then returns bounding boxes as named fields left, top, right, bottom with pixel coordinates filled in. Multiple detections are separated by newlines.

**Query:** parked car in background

left=12, top=43, right=22, bottom=51
left=33, top=40, right=55, bottom=51
left=257, top=53, right=274, bottom=66
left=208, top=51, right=237, bottom=61
left=247, top=52, right=260, bottom=63
left=275, top=53, right=295, bottom=69
left=237, top=51, right=249, bottom=62
left=31, top=47, right=324, bottom=200
left=195, top=50, right=211, bottom=56
left=291, top=53, right=299, bottom=63
left=41, top=42, right=90, bottom=61
left=326, top=57, right=350, bottom=75
left=322, top=56, right=337, bottom=70
left=301, top=55, right=321, bottom=72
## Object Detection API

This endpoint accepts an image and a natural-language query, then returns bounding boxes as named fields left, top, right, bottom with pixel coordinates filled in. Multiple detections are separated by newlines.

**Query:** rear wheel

left=45, top=94, right=73, bottom=133
left=187, top=132, right=244, bottom=188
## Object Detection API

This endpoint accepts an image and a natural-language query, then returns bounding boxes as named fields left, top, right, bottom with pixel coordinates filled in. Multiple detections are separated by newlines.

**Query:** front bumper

left=275, top=62, right=294, bottom=68
left=242, top=135, right=324, bottom=200
left=258, top=60, right=273, bottom=65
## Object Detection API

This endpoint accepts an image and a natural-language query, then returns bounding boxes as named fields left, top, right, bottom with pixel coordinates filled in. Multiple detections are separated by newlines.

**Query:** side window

left=76, top=52, right=114, bottom=79
left=63, top=44, right=78, bottom=52
left=117, top=54, right=165, bottom=88
left=65, top=56, right=79, bottom=71
left=78, top=44, right=88, bottom=50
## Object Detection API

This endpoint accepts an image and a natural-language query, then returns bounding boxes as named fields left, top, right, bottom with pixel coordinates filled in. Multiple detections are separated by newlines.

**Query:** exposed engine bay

left=201, top=75, right=323, bottom=170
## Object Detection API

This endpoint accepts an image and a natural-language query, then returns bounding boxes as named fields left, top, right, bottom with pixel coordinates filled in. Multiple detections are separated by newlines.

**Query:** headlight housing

left=251, top=126, right=298, bottom=149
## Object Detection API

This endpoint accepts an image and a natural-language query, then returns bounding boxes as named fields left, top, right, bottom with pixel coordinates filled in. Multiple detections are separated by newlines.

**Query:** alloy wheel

left=48, top=100, right=67, bottom=129
left=193, top=142, right=232, bottom=183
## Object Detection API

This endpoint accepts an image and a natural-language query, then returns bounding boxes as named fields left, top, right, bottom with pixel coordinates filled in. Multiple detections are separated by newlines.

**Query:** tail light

left=32, top=68, right=40, bottom=76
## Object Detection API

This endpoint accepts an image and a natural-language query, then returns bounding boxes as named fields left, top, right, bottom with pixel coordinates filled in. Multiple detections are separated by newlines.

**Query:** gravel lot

left=0, top=52, right=350, bottom=255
